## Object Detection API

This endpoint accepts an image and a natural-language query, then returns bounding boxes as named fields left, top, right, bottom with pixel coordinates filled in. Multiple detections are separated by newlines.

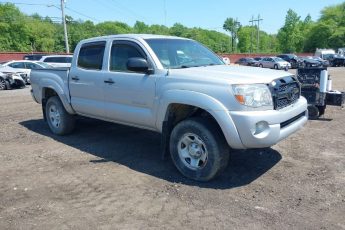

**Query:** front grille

left=270, top=76, right=300, bottom=110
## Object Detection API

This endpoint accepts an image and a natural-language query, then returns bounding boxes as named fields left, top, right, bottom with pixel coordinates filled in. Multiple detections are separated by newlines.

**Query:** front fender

left=156, top=89, right=244, bottom=149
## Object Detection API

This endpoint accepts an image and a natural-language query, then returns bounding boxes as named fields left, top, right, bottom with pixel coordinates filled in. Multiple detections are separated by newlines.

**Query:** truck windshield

left=145, top=38, right=224, bottom=69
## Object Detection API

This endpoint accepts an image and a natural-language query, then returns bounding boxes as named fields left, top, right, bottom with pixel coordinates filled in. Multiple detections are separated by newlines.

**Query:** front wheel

left=259, top=64, right=263, bottom=68
left=45, top=96, right=75, bottom=135
left=307, top=105, right=319, bottom=120
left=274, top=64, right=279, bottom=70
left=0, top=78, right=7, bottom=90
left=169, top=117, right=230, bottom=181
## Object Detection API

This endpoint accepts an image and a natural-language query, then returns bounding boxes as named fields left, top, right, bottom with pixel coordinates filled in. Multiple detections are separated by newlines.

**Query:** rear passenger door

left=69, top=41, right=107, bottom=118
left=102, top=40, right=157, bottom=128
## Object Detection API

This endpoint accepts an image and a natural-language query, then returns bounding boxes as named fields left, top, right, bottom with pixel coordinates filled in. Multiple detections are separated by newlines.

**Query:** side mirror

left=127, top=57, right=152, bottom=74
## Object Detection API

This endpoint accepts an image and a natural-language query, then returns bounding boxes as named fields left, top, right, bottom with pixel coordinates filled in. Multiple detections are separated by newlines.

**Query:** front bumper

left=228, top=97, right=308, bottom=148
left=279, top=63, right=291, bottom=69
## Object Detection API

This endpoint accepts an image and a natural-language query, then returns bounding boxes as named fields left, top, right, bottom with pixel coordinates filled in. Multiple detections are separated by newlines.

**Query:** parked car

left=0, top=71, right=26, bottom=90
left=259, top=57, right=291, bottom=69
left=1, top=60, right=53, bottom=84
left=0, top=64, right=29, bottom=84
left=311, top=57, right=330, bottom=67
left=30, top=34, right=307, bottom=181
left=235, top=58, right=259, bottom=66
left=300, top=57, right=322, bottom=68
left=23, top=54, right=49, bottom=61
left=222, top=56, right=231, bottom=65
left=277, top=54, right=302, bottom=69
left=323, top=54, right=345, bottom=67
left=254, top=57, right=263, bottom=62
left=39, top=55, right=73, bottom=68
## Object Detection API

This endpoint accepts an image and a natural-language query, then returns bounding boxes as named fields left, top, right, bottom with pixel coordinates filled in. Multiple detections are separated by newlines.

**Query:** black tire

left=16, top=80, right=25, bottom=89
left=307, top=105, right=319, bottom=120
left=0, top=78, right=6, bottom=90
left=274, top=64, right=278, bottom=70
left=45, top=96, right=75, bottom=135
left=316, top=105, right=326, bottom=116
left=5, top=81, right=11, bottom=90
left=259, top=64, right=263, bottom=68
left=169, top=117, right=230, bottom=181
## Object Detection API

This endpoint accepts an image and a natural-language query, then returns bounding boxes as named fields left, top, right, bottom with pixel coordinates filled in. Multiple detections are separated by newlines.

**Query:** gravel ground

left=0, top=67, right=344, bottom=230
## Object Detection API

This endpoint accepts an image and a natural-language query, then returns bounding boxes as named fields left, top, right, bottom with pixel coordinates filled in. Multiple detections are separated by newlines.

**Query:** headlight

left=232, top=84, right=273, bottom=108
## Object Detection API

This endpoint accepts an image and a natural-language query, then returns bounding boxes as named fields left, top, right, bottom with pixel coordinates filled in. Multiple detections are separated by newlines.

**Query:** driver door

left=102, top=40, right=157, bottom=129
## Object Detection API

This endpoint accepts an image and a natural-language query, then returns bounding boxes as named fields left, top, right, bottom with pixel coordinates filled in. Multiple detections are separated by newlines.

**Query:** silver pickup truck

left=31, top=34, right=308, bottom=181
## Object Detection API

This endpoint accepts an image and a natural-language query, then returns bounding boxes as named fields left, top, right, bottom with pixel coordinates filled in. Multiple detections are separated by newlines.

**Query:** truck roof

left=80, top=34, right=189, bottom=43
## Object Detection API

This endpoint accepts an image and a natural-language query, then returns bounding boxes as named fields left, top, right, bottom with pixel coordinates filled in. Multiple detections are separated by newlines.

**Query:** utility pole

left=60, top=0, right=69, bottom=53
left=256, top=14, right=263, bottom=53
left=249, top=15, right=263, bottom=53
left=249, top=15, right=254, bottom=53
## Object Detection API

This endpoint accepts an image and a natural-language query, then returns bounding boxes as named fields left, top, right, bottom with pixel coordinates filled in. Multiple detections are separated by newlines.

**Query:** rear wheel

left=170, top=117, right=230, bottom=181
left=45, top=96, right=75, bottom=135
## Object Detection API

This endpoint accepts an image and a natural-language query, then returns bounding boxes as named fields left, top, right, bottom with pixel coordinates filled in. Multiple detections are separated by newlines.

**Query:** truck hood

left=169, top=65, right=293, bottom=84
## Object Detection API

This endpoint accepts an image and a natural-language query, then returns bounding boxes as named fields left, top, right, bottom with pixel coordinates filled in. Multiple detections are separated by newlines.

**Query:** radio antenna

left=164, top=0, right=167, bottom=27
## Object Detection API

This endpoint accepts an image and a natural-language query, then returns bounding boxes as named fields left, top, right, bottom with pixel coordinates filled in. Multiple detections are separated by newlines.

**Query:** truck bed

left=30, top=68, right=70, bottom=105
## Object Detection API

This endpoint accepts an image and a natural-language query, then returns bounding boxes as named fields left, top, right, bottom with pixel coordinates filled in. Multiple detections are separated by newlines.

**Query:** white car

left=0, top=64, right=29, bottom=85
left=259, top=57, right=291, bottom=70
left=0, top=69, right=26, bottom=90
left=39, top=55, right=73, bottom=68
left=1, top=60, right=53, bottom=84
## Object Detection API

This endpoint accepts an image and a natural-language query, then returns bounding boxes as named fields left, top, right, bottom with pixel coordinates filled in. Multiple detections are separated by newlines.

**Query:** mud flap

left=161, top=113, right=174, bottom=160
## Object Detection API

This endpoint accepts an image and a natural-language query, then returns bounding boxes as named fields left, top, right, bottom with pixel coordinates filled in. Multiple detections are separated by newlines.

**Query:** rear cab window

left=78, top=41, right=106, bottom=70
left=44, top=57, right=71, bottom=63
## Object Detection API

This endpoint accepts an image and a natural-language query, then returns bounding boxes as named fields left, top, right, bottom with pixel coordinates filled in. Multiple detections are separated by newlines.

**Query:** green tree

left=223, top=18, right=241, bottom=52
left=133, top=21, right=149, bottom=33
left=96, top=21, right=132, bottom=35
left=277, top=9, right=304, bottom=53
left=0, top=3, right=31, bottom=51
left=304, top=2, right=345, bottom=51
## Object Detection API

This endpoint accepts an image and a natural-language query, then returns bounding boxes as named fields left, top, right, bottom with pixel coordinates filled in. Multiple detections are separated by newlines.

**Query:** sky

left=2, top=0, right=344, bottom=34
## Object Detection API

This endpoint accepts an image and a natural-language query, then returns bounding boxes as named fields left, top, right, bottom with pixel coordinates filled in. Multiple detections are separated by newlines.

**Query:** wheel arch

left=157, top=90, right=244, bottom=159
left=41, top=86, right=75, bottom=115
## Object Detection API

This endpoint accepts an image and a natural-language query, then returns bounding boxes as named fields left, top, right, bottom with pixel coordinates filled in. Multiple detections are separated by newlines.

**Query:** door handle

left=71, top=76, right=80, bottom=81
left=104, top=79, right=115, bottom=84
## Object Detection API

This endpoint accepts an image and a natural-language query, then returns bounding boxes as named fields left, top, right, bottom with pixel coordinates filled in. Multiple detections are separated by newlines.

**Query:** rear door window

left=78, top=42, right=106, bottom=70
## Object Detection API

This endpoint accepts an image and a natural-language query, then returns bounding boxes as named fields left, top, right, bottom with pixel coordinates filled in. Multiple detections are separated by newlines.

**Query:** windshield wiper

left=180, top=65, right=199, bottom=68
left=181, top=65, right=191, bottom=68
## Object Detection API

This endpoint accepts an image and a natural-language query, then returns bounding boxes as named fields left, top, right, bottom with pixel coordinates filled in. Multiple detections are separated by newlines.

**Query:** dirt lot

left=0, top=68, right=345, bottom=229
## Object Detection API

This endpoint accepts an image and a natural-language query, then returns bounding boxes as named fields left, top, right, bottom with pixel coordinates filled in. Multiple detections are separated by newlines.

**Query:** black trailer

left=297, top=67, right=344, bottom=119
